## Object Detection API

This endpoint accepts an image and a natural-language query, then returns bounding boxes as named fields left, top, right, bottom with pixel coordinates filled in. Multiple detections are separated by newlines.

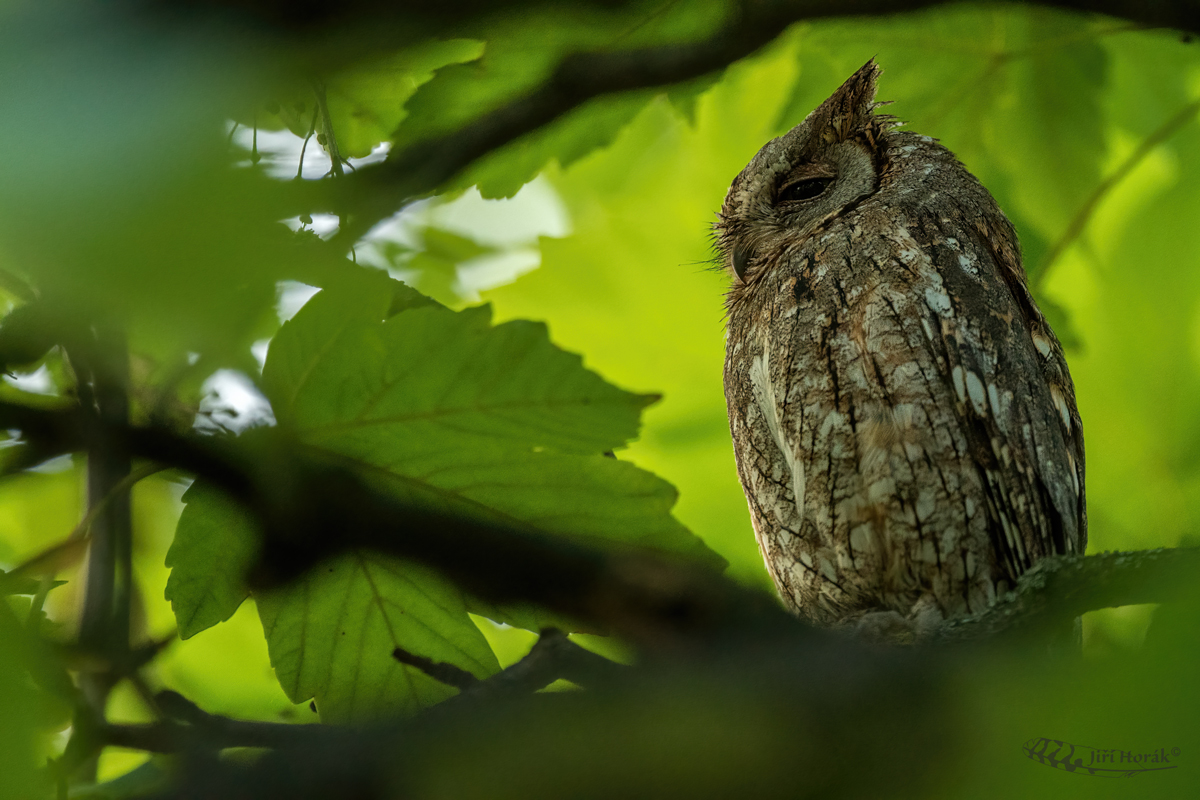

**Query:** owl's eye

left=777, top=177, right=834, bottom=204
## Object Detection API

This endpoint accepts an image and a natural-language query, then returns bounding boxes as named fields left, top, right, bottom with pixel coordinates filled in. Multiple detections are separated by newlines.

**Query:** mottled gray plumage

left=716, top=61, right=1085, bottom=637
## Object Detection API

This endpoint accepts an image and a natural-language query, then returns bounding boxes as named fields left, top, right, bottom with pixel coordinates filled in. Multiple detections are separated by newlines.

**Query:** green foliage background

left=1, top=2, right=1199, bottom=797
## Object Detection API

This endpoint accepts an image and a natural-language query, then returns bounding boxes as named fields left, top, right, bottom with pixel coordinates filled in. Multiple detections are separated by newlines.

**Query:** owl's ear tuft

left=814, top=59, right=885, bottom=145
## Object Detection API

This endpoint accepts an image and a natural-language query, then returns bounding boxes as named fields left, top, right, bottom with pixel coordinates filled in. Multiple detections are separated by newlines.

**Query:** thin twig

left=102, top=708, right=337, bottom=753
left=395, top=629, right=626, bottom=705
left=82, top=689, right=340, bottom=755
left=448, top=628, right=626, bottom=703
left=297, top=100, right=320, bottom=180
left=391, top=647, right=479, bottom=690
left=25, top=463, right=164, bottom=627
left=86, top=631, right=625, bottom=757
left=251, top=113, right=260, bottom=165
left=312, top=79, right=344, bottom=178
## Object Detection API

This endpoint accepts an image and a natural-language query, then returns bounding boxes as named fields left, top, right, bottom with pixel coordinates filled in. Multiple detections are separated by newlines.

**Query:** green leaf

left=0, top=611, right=42, bottom=800
left=395, top=2, right=736, bottom=197
left=164, top=482, right=258, bottom=640
left=392, top=16, right=595, bottom=151
left=666, top=72, right=723, bottom=127
left=254, top=39, right=485, bottom=158
left=419, top=227, right=496, bottom=264
left=0, top=573, right=66, bottom=597
left=467, top=93, right=655, bottom=199
left=265, top=289, right=662, bottom=458
left=167, top=278, right=714, bottom=719
left=69, top=759, right=169, bottom=800
left=256, top=552, right=498, bottom=722
left=263, top=288, right=714, bottom=560
left=0, top=302, right=56, bottom=371
left=323, top=40, right=486, bottom=159
left=165, top=473, right=501, bottom=721
left=394, top=227, right=501, bottom=304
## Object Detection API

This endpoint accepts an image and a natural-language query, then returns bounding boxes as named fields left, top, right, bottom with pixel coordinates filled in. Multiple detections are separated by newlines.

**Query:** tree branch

left=329, top=1, right=786, bottom=241
left=6, top=398, right=1197, bottom=651
left=311, top=78, right=345, bottom=178
left=0, top=400, right=788, bottom=647
left=937, top=547, right=1200, bottom=642
left=71, top=325, right=133, bottom=781
left=93, top=632, right=627, bottom=757
left=400, top=628, right=628, bottom=705
left=323, top=0, right=1200, bottom=244
left=437, top=628, right=626, bottom=702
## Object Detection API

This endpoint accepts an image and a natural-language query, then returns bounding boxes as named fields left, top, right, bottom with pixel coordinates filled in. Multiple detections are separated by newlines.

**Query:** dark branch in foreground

left=937, top=547, right=1200, bottom=641
left=0, top=400, right=789, bottom=648
left=3, top=399, right=1197, bottom=651
left=95, top=629, right=627, bottom=757
left=63, top=537, right=1200, bottom=763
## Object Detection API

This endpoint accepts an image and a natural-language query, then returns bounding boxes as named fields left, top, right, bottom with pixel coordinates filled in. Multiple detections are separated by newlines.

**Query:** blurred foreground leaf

left=0, top=610, right=41, bottom=800
left=167, top=276, right=717, bottom=718
left=251, top=39, right=485, bottom=159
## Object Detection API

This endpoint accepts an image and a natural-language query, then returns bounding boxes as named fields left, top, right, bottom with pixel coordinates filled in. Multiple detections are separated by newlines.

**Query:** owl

left=716, top=60, right=1085, bottom=638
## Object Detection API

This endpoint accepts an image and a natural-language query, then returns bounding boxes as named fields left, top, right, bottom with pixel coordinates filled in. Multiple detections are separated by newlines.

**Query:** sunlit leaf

left=266, top=283, right=659, bottom=459
left=264, top=280, right=714, bottom=558
left=166, top=276, right=713, bottom=718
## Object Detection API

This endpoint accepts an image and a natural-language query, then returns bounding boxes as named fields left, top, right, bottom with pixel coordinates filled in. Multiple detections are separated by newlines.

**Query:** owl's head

left=715, top=60, right=896, bottom=288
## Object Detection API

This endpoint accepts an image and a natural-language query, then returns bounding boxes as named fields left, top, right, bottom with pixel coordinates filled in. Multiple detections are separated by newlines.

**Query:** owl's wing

left=910, top=211, right=1086, bottom=580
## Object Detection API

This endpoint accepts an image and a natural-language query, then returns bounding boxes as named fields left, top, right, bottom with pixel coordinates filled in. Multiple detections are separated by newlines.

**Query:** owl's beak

left=732, top=245, right=750, bottom=281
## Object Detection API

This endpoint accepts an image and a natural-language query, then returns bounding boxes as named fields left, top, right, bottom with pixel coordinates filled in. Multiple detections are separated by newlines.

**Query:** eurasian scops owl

left=717, top=60, right=1085, bottom=637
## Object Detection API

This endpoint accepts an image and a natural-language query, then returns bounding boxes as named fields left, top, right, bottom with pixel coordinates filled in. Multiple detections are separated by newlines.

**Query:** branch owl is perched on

left=717, top=60, right=1085, bottom=638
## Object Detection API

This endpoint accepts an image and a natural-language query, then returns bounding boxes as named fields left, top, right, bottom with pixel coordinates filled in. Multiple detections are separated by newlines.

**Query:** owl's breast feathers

left=724, top=134, right=1085, bottom=626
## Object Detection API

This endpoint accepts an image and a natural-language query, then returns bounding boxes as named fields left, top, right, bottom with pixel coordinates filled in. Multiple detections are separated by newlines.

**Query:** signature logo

left=1024, top=738, right=1180, bottom=776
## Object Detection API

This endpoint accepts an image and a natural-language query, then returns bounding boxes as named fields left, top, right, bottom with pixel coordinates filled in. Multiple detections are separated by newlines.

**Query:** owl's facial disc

left=774, top=142, right=876, bottom=226
left=719, top=60, right=889, bottom=287
left=727, top=141, right=877, bottom=283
